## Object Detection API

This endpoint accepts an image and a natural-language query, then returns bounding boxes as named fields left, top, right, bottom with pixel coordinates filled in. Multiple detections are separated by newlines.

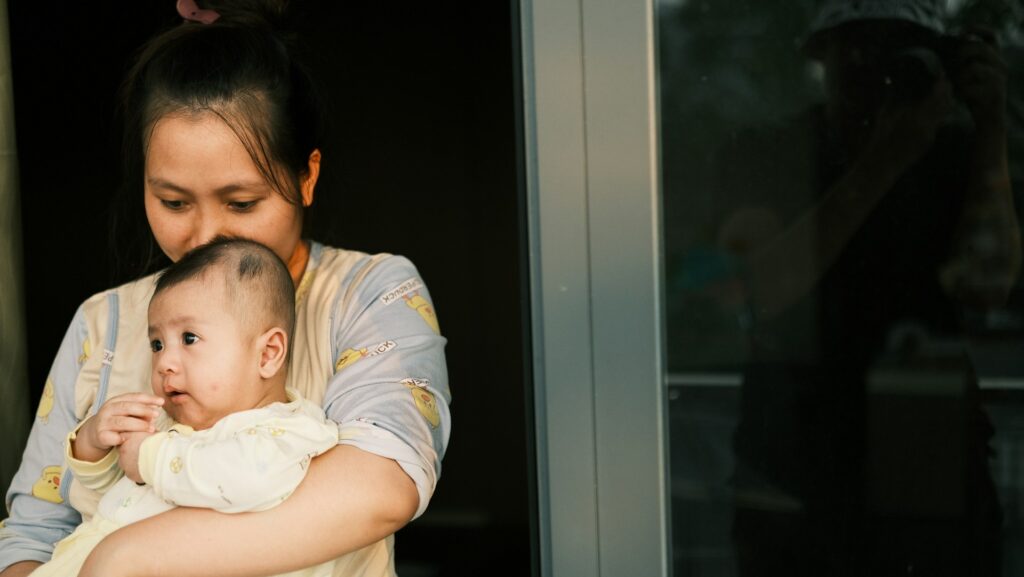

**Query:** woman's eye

left=150, top=340, right=163, bottom=352
left=161, top=199, right=186, bottom=210
left=182, top=332, right=199, bottom=345
left=229, top=200, right=257, bottom=211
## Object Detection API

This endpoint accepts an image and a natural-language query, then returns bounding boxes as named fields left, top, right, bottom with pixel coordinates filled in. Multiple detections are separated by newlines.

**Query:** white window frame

left=520, top=0, right=670, bottom=574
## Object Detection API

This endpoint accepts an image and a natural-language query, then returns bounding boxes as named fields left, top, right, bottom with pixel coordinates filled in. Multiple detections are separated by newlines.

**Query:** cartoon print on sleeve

left=335, top=348, right=365, bottom=373
left=379, top=277, right=440, bottom=334
left=78, top=339, right=91, bottom=365
left=32, top=466, right=64, bottom=504
left=401, top=378, right=440, bottom=429
left=404, top=294, right=440, bottom=335
left=379, top=278, right=424, bottom=306
left=36, top=378, right=56, bottom=423
left=334, top=340, right=397, bottom=373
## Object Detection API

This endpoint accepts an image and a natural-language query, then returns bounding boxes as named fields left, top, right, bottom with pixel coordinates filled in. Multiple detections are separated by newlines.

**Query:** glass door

left=659, top=1, right=1024, bottom=575
left=523, top=0, right=1024, bottom=575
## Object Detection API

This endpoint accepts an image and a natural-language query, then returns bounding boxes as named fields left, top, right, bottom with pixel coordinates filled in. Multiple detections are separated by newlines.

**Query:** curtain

left=0, top=0, right=30, bottom=497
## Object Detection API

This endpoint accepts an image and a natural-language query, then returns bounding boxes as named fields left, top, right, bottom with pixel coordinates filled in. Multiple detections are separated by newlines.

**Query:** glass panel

left=659, top=1, right=1024, bottom=575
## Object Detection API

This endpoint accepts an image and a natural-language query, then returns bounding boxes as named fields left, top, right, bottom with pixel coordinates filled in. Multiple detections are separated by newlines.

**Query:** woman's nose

left=188, top=211, right=228, bottom=252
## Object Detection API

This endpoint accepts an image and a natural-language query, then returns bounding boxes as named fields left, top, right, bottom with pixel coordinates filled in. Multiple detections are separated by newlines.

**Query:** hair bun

left=199, top=0, right=297, bottom=32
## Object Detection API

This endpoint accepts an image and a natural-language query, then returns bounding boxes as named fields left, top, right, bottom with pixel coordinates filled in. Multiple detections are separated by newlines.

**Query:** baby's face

left=148, top=277, right=264, bottom=430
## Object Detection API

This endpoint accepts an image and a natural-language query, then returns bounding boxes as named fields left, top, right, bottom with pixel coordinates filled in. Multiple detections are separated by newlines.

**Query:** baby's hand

left=118, top=430, right=153, bottom=484
left=73, top=393, right=164, bottom=463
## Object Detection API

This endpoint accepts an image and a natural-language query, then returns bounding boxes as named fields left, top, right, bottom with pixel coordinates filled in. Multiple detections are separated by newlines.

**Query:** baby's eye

left=150, top=340, right=163, bottom=353
left=182, top=332, right=199, bottom=345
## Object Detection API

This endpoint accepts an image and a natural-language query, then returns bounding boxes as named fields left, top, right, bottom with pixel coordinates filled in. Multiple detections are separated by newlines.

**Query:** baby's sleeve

left=138, top=403, right=338, bottom=514
left=63, top=422, right=123, bottom=493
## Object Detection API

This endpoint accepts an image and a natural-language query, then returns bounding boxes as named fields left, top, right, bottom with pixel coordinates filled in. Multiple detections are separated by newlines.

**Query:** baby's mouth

left=163, top=385, right=189, bottom=402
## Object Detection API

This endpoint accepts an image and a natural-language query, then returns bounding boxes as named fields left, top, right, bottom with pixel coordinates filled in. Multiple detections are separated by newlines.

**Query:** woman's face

left=144, top=113, right=305, bottom=270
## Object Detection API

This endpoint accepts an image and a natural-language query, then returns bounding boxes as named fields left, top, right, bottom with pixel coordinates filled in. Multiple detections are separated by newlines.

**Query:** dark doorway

left=8, top=2, right=533, bottom=575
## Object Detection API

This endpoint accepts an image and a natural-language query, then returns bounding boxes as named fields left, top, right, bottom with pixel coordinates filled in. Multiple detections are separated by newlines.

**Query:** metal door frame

left=520, top=1, right=670, bottom=574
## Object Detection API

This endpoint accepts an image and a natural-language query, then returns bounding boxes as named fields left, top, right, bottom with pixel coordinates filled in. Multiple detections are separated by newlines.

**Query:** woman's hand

left=73, top=393, right=163, bottom=463
left=79, top=445, right=418, bottom=577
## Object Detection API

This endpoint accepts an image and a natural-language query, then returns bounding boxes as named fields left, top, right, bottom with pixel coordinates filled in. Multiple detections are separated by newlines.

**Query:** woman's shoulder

left=305, top=241, right=429, bottom=311
left=311, top=242, right=423, bottom=286
left=77, top=271, right=161, bottom=322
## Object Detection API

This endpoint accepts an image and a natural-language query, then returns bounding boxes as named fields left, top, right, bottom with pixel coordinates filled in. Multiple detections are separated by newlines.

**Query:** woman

left=0, top=1, right=450, bottom=575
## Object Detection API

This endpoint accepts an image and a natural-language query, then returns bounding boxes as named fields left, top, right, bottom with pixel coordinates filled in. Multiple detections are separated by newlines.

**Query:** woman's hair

left=111, top=0, right=325, bottom=280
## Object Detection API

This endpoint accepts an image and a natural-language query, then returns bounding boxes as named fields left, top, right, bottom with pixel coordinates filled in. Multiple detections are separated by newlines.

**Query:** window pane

left=660, top=1, right=1024, bottom=575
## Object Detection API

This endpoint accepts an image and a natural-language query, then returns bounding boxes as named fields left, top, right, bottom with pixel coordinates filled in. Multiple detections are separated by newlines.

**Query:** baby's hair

left=153, top=236, right=296, bottom=340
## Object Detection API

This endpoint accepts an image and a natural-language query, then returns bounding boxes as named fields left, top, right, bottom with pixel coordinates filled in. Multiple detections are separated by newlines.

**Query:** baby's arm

left=65, top=394, right=163, bottom=492
left=63, top=436, right=121, bottom=494
left=138, top=400, right=338, bottom=513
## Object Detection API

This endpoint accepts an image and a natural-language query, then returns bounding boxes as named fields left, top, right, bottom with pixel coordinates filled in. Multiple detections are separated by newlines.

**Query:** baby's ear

left=257, top=327, right=288, bottom=379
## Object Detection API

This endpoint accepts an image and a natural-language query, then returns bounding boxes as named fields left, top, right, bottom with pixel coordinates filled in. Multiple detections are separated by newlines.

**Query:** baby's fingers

left=100, top=397, right=164, bottom=422
left=111, top=414, right=158, bottom=433
left=96, top=416, right=154, bottom=447
left=105, top=392, right=165, bottom=408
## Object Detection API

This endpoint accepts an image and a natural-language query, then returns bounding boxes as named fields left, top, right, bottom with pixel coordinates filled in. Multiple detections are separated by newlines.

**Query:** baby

left=32, top=238, right=340, bottom=577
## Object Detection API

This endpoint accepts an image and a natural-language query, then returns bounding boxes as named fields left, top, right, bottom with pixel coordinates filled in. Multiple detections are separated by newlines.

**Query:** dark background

left=7, top=2, right=533, bottom=575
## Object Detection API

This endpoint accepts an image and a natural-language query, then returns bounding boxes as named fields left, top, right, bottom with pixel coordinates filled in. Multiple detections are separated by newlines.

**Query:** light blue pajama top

left=0, top=241, right=451, bottom=571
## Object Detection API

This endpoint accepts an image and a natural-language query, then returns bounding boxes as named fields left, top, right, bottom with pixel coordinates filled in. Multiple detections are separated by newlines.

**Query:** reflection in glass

left=660, top=1, right=1024, bottom=575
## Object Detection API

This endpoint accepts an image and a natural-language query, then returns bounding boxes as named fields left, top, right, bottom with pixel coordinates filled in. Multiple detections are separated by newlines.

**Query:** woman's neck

left=287, top=239, right=310, bottom=287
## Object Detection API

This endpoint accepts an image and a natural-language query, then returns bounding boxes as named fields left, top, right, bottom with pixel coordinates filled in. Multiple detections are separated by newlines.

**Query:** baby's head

left=148, top=237, right=296, bottom=430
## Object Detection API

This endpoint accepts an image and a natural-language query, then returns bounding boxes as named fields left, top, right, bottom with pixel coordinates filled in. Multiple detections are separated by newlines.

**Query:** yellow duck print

left=402, top=379, right=440, bottom=428
left=335, top=348, right=368, bottom=373
left=334, top=341, right=397, bottom=373
left=32, top=466, right=63, bottom=504
left=404, top=294, right=440, bottom=335
left=36, top=378, right=55, bottom=423
left=78, top=339, right=91, bottom=364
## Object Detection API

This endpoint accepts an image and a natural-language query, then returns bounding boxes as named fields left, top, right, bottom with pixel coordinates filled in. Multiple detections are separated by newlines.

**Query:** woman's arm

left=0, top=307, right=92, bottom=572
left=80, top=445, right=418, bottom=577
left=0, top=561, right=41, bottom=577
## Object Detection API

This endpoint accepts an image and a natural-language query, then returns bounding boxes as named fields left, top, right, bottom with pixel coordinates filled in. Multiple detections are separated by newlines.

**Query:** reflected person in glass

left=712, top=0, right=1021, bottom=575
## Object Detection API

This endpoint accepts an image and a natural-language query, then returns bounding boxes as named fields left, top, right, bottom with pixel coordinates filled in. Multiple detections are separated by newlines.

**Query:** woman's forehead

left=145, top=106, right=299, bottom=202
left=146, top=115, right=263, bottom=178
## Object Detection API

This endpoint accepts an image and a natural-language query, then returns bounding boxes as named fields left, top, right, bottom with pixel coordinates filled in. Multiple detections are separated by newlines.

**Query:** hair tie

left=177, top=0, right=220, bottom=24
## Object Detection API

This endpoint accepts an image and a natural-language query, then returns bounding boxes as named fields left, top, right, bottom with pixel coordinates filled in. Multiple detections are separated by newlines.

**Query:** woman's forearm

left=0, top=561, right=42, bottom=577
left=80, top=445, right=419, bottom=577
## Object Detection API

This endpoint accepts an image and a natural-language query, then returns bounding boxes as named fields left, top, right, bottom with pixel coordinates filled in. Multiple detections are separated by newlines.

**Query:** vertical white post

left=521, top=0, right=670, bottom=574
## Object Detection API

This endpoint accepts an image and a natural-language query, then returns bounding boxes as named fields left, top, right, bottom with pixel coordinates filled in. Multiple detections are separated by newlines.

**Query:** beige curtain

left=0, top=0, right=30, bottom=496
